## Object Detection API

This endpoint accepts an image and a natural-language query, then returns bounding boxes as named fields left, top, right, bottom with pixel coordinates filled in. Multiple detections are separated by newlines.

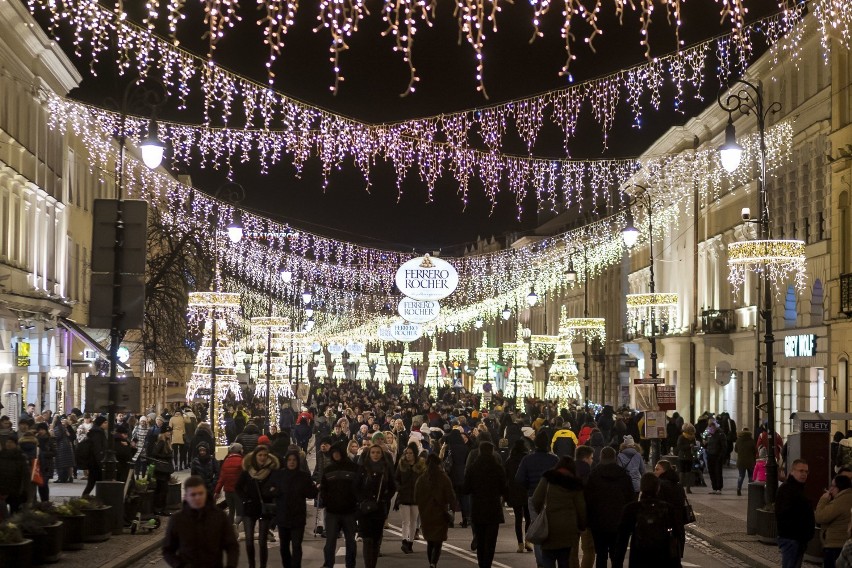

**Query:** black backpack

left=633, top=500, right=673, bottom=551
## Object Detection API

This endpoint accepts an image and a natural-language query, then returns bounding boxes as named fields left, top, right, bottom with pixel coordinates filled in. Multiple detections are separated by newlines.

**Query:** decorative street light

left=526, top=285, right=539, bottom=307
left=718, top=79, right=799, bottom=506
left=501, top=303, right=512, bottom=321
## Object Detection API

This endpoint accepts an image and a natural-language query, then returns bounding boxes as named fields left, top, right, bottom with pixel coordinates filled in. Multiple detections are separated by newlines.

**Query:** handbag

left=31, top=449, right=45, bottom=487
left=359, top=473, right=384, bottom=515
left=255, top=479, right=277, bottom=518
left=683, top=489, right=696, bottom=524
left=526, top=483, right=549, bottom=544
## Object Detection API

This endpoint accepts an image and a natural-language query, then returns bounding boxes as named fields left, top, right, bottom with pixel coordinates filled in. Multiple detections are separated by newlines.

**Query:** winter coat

left=532, top=469, right=587, bottom=550
left=462, top=451, right=507, bottom=524
left=395, top=457, right=426, bottom=506
left=268, top=466, right=318, bottom=528
left=441, top=430, right=470, bottom=486
left=415, top=468, right=456, bottom=542
left=584, top=462, right=636, bottom=534
left=312, top=450, right=333, bottom=484
left=85, top=425, right=108, bottom=467
left=734, top=432, right=757, bottom=471
left=776, top=476, right=816, bottom=542
left=169, top=415, right=187, bottom=445
left=235, top=453, right=280, bottom=520
left=357, top=459, right=397, bottom=538
left=36, top=433, right=57, bottom=476
left=0, top=447, right=29, bottom=497
left=657, top=469, right=687, bottom=556
left=53, top=424, right=75, bottom=471
left=515, top=449, right=559, bottom=497
left=189, top=428, right=215, bottom=460
left=131, top=423, right=150, bottom=461
left=616, top=447, right=645, bottom=492
left=588, top=431, right=606, bottom=467
left=234, top=424, right=261, bottom=456
left=551, top=428, right=578, bottom=457
left=214, top=453, right=244, bottom=494
left=704, top=429, right=728, bottom=456
left=320, top=456, right=360, bottom=515
left=616, top=496, right=679, bottom=568
left=816, top=488, right=852, bottom=548
left=191, top=455, right=220, bottom=494
left=504, top=451, right=530, bottom=509
left=162, top=501, right=239, bottom=568
left=753, top=459, right=767, bottom=482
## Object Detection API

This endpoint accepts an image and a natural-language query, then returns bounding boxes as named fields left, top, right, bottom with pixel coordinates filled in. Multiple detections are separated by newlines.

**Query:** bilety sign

left=391, top=321, right=423, bottom=343
left=377, top=326, right=395, bottom=342
left=397, top=297, right=440, bottom=323
left=395, top=254, right=459, bottom=301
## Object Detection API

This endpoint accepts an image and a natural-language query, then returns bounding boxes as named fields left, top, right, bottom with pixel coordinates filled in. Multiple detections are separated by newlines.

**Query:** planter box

left=82, top=506, right=112, bottom=543
left=167, top=483, right=182, bottom=510
left=60, top=514, right=85, bottom=551
left=27, top=521, right=63, bottom=564
left=0, top=538, right=33, bottom=567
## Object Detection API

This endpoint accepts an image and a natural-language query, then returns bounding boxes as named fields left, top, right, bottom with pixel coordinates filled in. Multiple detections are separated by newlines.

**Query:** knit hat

left=320, top=436, right=334, bottom=446
left=622, top=435, right=636, bottom=448
left=371, top=432, right=385, bottom=442
left=93, top=416, right=107, bottom=427
left=229, top=443, right=244, bottom=454
left=257, top=435, right=272, bottom=446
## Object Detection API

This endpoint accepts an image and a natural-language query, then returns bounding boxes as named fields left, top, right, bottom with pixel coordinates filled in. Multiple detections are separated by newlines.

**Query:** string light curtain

left=727, top=239, right=807, bottom=294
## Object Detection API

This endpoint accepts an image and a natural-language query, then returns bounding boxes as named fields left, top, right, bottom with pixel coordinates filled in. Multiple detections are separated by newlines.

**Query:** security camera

left=741, top=207, right=751, bottom=221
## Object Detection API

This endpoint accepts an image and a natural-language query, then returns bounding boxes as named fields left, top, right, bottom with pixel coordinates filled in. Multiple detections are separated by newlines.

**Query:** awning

left=58, top=317, right=129, bottom=370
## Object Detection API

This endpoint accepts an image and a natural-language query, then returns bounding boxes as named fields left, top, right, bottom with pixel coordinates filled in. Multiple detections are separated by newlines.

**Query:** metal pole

left=584, top=248, right=590, bottom=409
left=648, top=195, right=660, bottom=467
left=210, top=226, right=218, bottom=445
left=266, top=273, right=272, bottom=434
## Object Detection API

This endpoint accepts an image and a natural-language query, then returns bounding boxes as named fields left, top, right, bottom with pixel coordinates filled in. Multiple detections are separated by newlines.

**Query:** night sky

left=42, top=1, right=780, bottom=251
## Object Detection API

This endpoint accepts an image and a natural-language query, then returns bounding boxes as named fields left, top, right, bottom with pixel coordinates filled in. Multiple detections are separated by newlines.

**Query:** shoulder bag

left=683, top=488, right=696, bottom=524
left=359, top=473, right=384, bottom=515
left=257, top=478, right=277, bottom=518
left=526, top=482, right=549, bottom=544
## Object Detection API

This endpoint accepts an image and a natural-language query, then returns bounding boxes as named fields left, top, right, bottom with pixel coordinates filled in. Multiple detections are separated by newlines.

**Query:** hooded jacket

left=734, top=431, right=757, bottom=471
left=234, top=424, right=261, bottom=456
left=584, top=462, right=636, bottom=534
left=462, top=447, right=507, bottom=524
left=395, top=456, right=426, bottom=505
left=235, top=452, right=280, bottom=520
left=162, top=500, right=239, bottom=568
left=320, top=452, right=360, bottom=515
left=532, top=468, right=586, bottom=549
left=515, top=449, right=559, bottom=497
left=268, top=452, right=318, bottom=528
left=215, top=453, right=244, bottom=494
left=617, top=446, right=645, bottom=492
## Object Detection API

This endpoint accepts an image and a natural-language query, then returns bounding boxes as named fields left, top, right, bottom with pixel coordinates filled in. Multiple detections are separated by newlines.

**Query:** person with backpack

left=616, top=435, right=645, bottom=494
left=190, top=442, right=220, bottom=497
left=440, top=427, right=470, bottom=528
left=616, top=473, right=679, bottom=568
left=531, top=456, right=587, bottom=568
left=551, top=421, right=578, bottom=458
left=215, top=443, right=245, bottom=532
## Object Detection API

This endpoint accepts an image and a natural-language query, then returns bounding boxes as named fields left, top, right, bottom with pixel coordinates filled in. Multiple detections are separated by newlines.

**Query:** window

left=784, top=285, right=797, bottom=328
left=811, top=279, right=824, bottom=326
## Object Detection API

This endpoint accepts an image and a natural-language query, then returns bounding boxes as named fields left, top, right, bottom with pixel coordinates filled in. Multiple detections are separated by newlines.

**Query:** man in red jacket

left=214, top=443, right=245, bottom=531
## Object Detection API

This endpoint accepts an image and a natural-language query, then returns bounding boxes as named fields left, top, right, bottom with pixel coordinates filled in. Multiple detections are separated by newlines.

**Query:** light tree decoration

left=371, top=351, right=392, bottom=392
left=328, top=342, right=347, bottom=384
left=186, top=290, right=242, bottom=446
left=352, top=354, right=370, bottom=388
left=313, top=349, right=329, bottom=381
left=473, top=332, right=500, bottom=394
left=424, top=349, right=447, bottom=391
left=503, top=324, right=535, bottom=400
left=250, top=316, right=294, bottom=429
left=546, top=357, right=581, bottom=410
left=397, top=345, right=416, bottom=388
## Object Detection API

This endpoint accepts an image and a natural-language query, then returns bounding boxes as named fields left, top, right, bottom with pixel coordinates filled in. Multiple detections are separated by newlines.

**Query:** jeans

left=324, top=512, right=357, bottom=568
left=707, top=453, right=724, bottom=491
left=529, top=496, right=545, bottom=566
left=737, top=467, right=753, bottom=490
left=542, top=546, right=571, bottom=568
left=244, top=516, right=271, bottom=568
left=591, top=530, right=619, bottom=568
left=513, top=503, right=531, bottom=543
left=473, top=523, right=499, bottom=568
left=824, top=547, right=841, bottom=568
left=278, top=525, right=305, bottom=568
left=778, top=537, right=806, bottom=568
left=455, top=488, right=471, bottom=521
left=570, top=530, right=594, bottom=568
left=225, top=491, right=243, bottom=526
left=400, top=504, right=419, bottom=541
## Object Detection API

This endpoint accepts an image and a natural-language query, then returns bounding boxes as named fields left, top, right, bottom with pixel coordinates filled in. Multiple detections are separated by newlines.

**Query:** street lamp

left=526, top=285, right=539, bottom=307
left=565, top=260, right=578, bottom=284
left=501, top=303, right=512, bottom=321
left=718, top=79, right=783, bottom=505
left=139, top=117, right=166, bottom=169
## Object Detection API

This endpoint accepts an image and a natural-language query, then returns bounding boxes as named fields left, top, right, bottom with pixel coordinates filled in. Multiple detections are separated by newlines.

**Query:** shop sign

left=397, top=297, right=440, bottom=323
left=784, top=334, right=816, bottom=357
left=395, top=254, right=459, bottom=301
left=391, top=322, right=423, bottom=343
left=656, top=385, right=677, bottom=411
left=16, top=342, right=30, bottom=367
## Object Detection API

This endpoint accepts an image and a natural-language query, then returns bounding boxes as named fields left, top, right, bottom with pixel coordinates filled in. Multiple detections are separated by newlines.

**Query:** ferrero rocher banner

left=395, top=254, right=459, bottom=301
left=391, top=321, right=423, bottom=342
left=397, top=297, right=440, bottom=323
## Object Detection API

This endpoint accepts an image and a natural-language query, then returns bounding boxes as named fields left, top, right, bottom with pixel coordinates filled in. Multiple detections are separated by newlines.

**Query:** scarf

left=248, top=456, right=278, bottom=481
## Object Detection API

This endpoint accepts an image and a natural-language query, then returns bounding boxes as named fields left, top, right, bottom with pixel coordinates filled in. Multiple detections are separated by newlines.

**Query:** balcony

left=700, top=309, right=737, bottom=334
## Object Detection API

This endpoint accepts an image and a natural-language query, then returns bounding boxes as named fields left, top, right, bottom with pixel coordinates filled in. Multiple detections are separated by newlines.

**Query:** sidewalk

left=43, top=470, right=190, bottom=567
left=685, top=464, right=783, bottom=567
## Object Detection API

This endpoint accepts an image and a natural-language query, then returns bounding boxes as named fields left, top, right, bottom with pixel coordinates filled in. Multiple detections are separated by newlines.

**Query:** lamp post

left=622, top=187, right=660, bottom=465
left=208, top=181, right=245, bottom=443
left=718, top=79, right=782, bottom=504
left=103, top=78, right=167, bottom=481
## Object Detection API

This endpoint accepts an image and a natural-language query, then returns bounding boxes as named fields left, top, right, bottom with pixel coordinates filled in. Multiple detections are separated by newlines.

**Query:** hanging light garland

left=727, top=239, right=807, bottom=294
left=625, top=293, right=679, bottom=337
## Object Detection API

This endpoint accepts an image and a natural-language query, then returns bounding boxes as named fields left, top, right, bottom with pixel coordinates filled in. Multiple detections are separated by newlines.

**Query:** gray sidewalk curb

left=98, top=533, right=163, bottom=568
left=686, top=524, right=777, bottom=568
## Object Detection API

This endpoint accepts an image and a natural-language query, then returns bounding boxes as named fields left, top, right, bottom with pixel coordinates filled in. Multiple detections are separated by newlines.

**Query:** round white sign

left=397, top=297, right=440, bottom=323
left=395, top=254, right=459, bottom=301
left=377, top=326, right=395, bottom=342
left=310, top=342, right=322, bottom=353
left=391, top=321, right=423, bottom=343
left=327, top=343, right=345, bottom=355
left=345, top=342, right=365, bottom=355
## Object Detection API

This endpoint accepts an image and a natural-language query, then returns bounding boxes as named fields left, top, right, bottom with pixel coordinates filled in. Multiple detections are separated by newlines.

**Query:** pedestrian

left=214, top=443, right=245, bottom=531
left=572, top=446, right=596, bottom=568
left=236, top=423, right=262, bottom=457
left=312, top=436, right=333, bottom=537
left=52, top=415, right=75, bottom=483
left=162, top=475, right=239, bottom=568
left=395, top=442, right=426, bottom=554
left=321, top=442, right=360, bottom=568
left=0, top=433, right=29, bottom=518
left=149, top=427, right=175, bottom=515
left=462, top=441, right=507, bottom=568
left=735, top=427, right=757, bottom=496
left=236, top=444, right=280, bottom=568
left=616, top=435, right=645, bottom=494
left=131, top=416, right=150, bottom=476
left=268, top=448, right=319, bottom=568
left=169, top=410, right=187, bottom=470
left=676, top=423, right=696, bottom=493
left=504, top=439, right=532, bottom=553
left=356, top=443, right=397, bottom=568
left=616, top=472, right=679, bottom=568
left=516, top=430, right=559, bottom=566
left=34, top=422, right=56, bottom=501
left=191, top=441, right=220, bottom=497
left=776, top=459, right=815, bottom=568
left=440, top=425, right=471, bottom=527
left=414, top=453, right=456, bottom=568
left=704, top=422, right=728, bottom=494
left=80, top=416, right=108, bottom=497
left=654, top=459, right=686, bottom=563
left=531, top=456, right=587, bottom=568
left=584, top=446, right=635, bottom=568
left=816, top=474, right=852, bottom=568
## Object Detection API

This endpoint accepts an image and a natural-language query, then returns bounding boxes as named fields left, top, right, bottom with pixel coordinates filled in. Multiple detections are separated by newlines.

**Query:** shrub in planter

left=38, top=502, right=85, bottom=551
left=0, top=522, right=33, bottom=567
left=10, top=510, right=63, bottom=564
left=70, top=497, right=112, bottom=543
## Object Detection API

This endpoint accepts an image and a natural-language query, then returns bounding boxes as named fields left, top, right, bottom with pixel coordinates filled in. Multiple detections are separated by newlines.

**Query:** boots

left=401, top=539, right=413, bottom=554
left=517, top=543, right=525, bottom=553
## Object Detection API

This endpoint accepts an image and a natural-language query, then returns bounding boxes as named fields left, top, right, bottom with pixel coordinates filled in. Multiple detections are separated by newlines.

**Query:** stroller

left=124, top=466, right=162, bottom=534
left=692, top=444, right=708, bottom=487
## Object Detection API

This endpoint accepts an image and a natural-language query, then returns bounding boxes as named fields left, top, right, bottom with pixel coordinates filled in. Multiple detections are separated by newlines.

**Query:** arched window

left=811, top=279, right=824, bottom=326
left=784, top=285, right=797, bottom=328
